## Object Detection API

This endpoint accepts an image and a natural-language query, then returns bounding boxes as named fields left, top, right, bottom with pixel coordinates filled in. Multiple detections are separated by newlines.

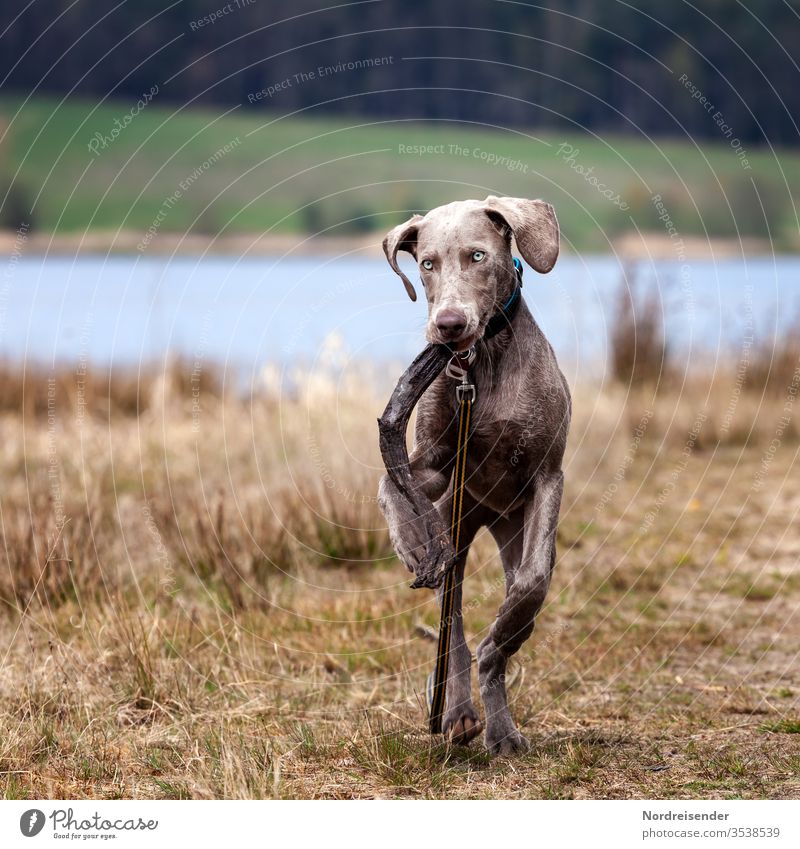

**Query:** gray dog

left=377, top=196, right=571, bottom=755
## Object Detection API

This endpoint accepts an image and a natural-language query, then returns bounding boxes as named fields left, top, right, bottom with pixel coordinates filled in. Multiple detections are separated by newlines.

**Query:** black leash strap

left=429, top=369, right=474, bottom=734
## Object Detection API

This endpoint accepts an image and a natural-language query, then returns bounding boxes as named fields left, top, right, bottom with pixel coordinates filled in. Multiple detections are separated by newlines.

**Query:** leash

left=428, top=350, right=475, bottom=733
left=428, top=258, right=524, bottom=736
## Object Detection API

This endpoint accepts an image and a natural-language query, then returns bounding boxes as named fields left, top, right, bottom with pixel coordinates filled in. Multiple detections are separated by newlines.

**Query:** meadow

left=1, top=96, right=799, bottom=251
left=1, top=291, right=799, bottom=799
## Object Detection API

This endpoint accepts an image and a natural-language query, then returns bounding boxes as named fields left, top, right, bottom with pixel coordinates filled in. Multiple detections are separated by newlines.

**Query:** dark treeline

left=1, top=0, right=799, bottom=146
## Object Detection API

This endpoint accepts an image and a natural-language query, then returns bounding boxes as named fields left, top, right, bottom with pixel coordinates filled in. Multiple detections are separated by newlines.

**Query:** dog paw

left=409, top=543, right=456, bottom=589
left=443, top=706, right=483, bottom=746
left=484, top=726, right=529, bottom=756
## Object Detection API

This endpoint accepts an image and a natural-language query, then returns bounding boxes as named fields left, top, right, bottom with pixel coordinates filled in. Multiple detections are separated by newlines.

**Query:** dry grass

left=609, top=267, right=671, bottom=387
left=1, top=343, right=799, bottom=799
left=745, top=309, right=800, bottom=398
left=0, top=358, right=225, bottom=419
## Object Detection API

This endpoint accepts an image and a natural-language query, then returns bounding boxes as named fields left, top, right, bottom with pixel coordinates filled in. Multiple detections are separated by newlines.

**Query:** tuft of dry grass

left=0, top=358, right=226, bottom=419
left=745, top=309, right=800, bottom=397
left=0, top=349, right=799, bottom=799
left=609, top=267, right=671, bottom=387
left=606, top=270, right=800, bottom=449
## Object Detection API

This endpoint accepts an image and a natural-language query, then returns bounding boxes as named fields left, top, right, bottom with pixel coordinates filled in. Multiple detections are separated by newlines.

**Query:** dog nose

left=435, top=309, right=467, bottom=339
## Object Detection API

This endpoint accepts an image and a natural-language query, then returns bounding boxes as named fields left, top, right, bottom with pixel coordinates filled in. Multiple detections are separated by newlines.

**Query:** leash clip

left=445, top=346, right=476, bottom=381
left=446, top=347, right=476, bottom=402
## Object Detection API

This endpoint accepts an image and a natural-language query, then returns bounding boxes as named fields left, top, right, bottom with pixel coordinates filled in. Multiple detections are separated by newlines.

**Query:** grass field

left=1, top=96, right=799, bottom=250
left=1, top=333, right=799, bottom=799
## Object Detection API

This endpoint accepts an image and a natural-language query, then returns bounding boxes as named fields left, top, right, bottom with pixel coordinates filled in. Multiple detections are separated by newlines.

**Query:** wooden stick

left=377, top=343, right=456, bottom=589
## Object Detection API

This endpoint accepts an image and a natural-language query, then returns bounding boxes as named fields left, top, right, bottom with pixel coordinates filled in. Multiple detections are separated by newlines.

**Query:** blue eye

left=472, top=250, right=486, bottom=262
left=421, top=259, right=433, bottom=271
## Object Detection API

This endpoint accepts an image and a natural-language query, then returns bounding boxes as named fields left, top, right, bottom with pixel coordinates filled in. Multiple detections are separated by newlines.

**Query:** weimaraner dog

left=377, top=196, right=571, bottom=755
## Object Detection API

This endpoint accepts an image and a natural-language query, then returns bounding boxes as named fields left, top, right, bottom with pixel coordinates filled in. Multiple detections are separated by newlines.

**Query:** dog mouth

left=446, top=332, right=479, bottom=352
left=427, top=326, right=480, bottom=351
left=447, top=316, right=490, bottom=352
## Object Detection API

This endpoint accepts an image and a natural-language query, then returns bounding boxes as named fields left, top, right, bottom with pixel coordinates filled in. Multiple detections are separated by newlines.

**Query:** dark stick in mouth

left=377, top=343, right=456, bottom=589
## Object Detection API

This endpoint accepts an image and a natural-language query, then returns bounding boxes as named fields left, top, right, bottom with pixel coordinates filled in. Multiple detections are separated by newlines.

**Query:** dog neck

left=472, top=260, right=528, bottom=375
left=484, top=282, right=522, bottom=341
left=481, top=256, right=523, bottom=342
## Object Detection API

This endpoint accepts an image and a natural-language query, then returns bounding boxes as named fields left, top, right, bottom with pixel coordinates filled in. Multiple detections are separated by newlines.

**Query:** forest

left=1, top=0, right=798, bottom=147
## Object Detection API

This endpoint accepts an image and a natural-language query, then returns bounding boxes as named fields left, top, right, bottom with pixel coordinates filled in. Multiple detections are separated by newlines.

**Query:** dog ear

left=482, top=196, right=559, bottom=274
left=382, top=214, right=423, bottom=301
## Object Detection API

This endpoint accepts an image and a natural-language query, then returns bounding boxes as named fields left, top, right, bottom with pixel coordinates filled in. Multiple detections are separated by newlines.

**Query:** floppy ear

left=483, top=195, right=559, bottom=273
left=382, top=214, right=423, bottom=301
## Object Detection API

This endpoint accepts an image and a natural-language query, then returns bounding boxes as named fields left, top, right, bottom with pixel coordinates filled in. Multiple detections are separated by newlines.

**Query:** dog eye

left=472, top=250, right=486, bottom=262
left=421, top=259, right=433, bottom=271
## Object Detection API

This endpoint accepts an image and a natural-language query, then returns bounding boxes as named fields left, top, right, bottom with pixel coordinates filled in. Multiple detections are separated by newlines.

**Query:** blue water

left=0, top=252, right=795, bottom=380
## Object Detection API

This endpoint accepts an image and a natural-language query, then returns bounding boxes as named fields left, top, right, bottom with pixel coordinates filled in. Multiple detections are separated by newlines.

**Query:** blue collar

left=484, top=257, right=523, bottom=341
left=501, top=284, right=520, bottom=313
left=503, top=257, right=523, bottom=309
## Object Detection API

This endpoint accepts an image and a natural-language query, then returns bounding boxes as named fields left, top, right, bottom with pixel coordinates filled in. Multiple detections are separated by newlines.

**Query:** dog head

left=383, top=196, right=559, bottom=350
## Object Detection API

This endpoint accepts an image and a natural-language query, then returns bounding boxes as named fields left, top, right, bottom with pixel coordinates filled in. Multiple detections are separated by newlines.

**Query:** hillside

left=0, top=97, right=798, bottom=251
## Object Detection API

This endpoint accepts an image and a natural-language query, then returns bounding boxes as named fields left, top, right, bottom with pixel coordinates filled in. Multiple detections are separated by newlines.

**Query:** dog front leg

left=478, top=468, right=564, bottom=755
left=377, top=448, right=452, bottom=582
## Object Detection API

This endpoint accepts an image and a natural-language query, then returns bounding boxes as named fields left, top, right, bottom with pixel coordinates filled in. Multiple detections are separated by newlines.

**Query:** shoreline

left=0, top=228, right=778, bottom=259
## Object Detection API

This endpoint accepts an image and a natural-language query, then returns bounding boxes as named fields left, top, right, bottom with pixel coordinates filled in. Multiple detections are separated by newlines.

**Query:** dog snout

left=434, top=308, right=467, bottom=340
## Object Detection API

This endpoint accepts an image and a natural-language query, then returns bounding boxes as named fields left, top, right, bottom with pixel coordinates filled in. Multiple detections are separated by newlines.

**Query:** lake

left=0, top=252, right=795, bottom=384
